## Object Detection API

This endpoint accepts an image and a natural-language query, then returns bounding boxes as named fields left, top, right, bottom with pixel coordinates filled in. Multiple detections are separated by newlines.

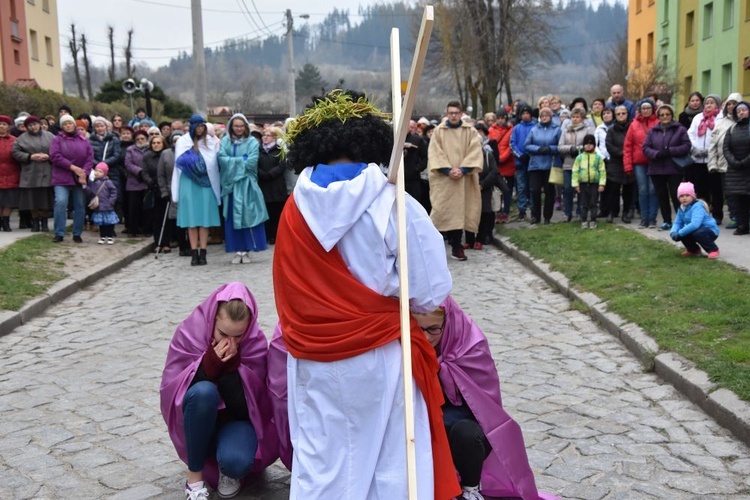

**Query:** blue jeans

left=680, top=227, right=718, bottom=253
left=53, top=185, right=86, bottom=237
left=563, top=170, right=576, bottom=217
left=515, top=165, right=530, bottom=215
left=183, top=381, right=258, bottom=478
left=634, top=164, right=658, bottom=224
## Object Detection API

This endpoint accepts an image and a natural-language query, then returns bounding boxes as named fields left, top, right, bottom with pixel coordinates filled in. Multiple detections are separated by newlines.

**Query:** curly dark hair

left=286, top=91, right=394, bottom=174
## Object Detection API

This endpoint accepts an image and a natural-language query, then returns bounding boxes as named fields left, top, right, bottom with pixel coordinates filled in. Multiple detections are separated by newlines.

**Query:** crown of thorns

left=283, top=89, right=391, bottom=147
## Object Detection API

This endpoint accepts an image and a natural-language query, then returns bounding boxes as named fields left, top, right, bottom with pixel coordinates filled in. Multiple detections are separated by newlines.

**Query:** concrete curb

left=0, top=240, right=154, bottom=339
left=494, top=233, right=750, bottom=448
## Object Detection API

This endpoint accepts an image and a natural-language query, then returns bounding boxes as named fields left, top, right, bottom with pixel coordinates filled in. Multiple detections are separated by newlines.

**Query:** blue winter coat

left=509, top=119, right=536, bottom=166
left=524, top=122, right=561, bottom=171
left=89, top=133, right=121, bottom=169
left=671, top=200, right=719, bottom=238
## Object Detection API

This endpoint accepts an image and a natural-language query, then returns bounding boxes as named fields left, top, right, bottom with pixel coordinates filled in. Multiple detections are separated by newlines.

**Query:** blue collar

left=310, top=162, right=368, bottom=188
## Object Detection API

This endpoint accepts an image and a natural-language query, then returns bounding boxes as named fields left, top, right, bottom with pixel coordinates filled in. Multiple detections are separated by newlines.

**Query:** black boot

left=190, top=249, right=200, bottom=266
left=30, top=218, right=40, bottom=233
left=1, top=217, right=11, bottom=232
left=198, top=249, right=207, bottom=265
left=40, top=218, right=49, bottom=232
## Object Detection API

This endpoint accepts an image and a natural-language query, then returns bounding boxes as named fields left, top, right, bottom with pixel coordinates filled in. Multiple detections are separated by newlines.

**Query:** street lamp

left=286, top=10, right=310, bottom=118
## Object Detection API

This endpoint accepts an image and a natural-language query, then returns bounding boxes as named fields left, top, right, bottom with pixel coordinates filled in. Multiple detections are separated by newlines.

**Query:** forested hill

left=149, top=0, right=625, bottom=88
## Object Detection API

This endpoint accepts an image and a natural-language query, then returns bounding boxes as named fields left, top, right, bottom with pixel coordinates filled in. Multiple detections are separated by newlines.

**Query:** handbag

left=87, top=182, right=107, bottom=210
left=548, top=166, right=564, bottom=185
left=491, top=186, right=503, bottom=212
left=672, top=155, right=694, bottom=169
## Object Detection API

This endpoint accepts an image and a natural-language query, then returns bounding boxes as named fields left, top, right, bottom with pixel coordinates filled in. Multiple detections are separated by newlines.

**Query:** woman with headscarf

left=160, top=282, right=278, bottom=500
left=89, top=116, right=122, bottom=225
left=218, top=114, right=268, bottom=264
left=643, top=104, right=691, bottom=230
left=257, top=127, right=286, bottom=245
left=0, top=115, right=20, bottom=232
left=11, top=116, right=55, bottom=232
left=722, top=101, right=750, bottom=235
left=687, top=94, right=722, bottom=218
left=124, top=130, right=152, bottom=236
left=708, top=93, right=742, bottom=228
left=623, top=98, right=659, bottom=227
left=48, top=114, right=94, bottom=242
left=172, top=114, right=221, bottom=266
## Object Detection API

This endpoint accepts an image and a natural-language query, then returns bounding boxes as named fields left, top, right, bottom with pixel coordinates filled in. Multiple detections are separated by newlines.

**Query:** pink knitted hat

left=677, top=182, right=696, bottom=198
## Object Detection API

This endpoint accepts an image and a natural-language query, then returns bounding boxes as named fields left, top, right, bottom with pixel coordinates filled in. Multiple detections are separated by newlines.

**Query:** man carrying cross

left=272, top=89, right=460, bottom=499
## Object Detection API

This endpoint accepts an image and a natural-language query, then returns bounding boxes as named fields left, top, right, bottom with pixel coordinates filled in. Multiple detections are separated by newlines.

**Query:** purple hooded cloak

left=159, top=282, right=279, bottom=487
left=267, top=323, right=292, bottom=470
left=438, top=297, right=556, bottom=500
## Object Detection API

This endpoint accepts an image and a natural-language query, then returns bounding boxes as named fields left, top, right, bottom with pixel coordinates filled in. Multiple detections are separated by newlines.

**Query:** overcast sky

left=57, top=0, right=613, bottom=69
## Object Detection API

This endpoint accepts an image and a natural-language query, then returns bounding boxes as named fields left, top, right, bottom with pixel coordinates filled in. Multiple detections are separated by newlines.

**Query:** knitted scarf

left=697, top=108, right=719, bottom=137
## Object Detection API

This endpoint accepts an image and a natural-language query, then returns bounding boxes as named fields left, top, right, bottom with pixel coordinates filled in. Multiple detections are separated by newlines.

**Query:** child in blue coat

left=670, top=182, right=720, bottom=259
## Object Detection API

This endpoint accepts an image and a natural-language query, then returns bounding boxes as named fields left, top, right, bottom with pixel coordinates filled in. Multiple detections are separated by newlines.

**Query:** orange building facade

left=0, top=0, right=31, bottom=85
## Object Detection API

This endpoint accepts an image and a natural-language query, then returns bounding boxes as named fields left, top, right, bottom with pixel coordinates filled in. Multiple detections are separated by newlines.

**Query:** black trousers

left=446, top=229, right=463, bottom=250
left=447, top=419, right=492, bottom=488
left=578, top=183, right=601, bottom=222
left=708, top=171, right=724, bottom=222
left=685, top=163, right=711, bottom=200
left=606, top=181, right=634, bottom=218
left=264, top=200, right=286, bottom=243
left=528, top=170, right=555, bottom=222
left=465, top=212, right=495, bottom=245
left=153, top=197, right=174, bottom=246
left=126, top=190, right=151, bottom=235
left=98, top=224, right=116, bottom=237
left=734, top=194, right=750, bottom=230
left=650, top=173, right=682, bottom=224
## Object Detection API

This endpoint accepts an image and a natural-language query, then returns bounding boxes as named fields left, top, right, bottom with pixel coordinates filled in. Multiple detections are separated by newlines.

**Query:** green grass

left=0, top=235, right=66, bottom=311
left=498, top=222, right=750, bottom=401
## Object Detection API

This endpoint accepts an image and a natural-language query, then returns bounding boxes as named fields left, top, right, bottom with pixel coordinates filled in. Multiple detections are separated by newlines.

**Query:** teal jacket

left=671, top=200, right=719, bottom=238
left=571, top=152, right=606, bottom=187
left=218, top=114, right=268, bottom=229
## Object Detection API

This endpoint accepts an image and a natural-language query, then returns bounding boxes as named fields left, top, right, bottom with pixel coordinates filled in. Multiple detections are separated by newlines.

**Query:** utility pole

left=191, top=0, right=208, bottom=116
left=286, top=9, right=296, bottom=118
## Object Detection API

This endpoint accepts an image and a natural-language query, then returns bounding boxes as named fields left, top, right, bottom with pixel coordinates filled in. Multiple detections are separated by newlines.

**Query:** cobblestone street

left=1, top=245, right=749, bottom=499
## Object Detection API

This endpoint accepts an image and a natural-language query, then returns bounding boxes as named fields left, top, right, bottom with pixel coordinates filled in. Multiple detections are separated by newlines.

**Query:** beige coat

left=427, top=121, right=483, bottom=232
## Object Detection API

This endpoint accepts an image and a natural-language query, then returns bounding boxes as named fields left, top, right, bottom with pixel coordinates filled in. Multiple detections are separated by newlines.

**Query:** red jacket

left=489, top=123, right=515, bottom=177
left=0, top=134, right=20, bottom=189
left=623, top=114, right=658, bottom=173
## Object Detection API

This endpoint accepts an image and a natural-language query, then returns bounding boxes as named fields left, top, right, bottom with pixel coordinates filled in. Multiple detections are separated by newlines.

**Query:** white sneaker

left=97, top=238, right=105, bottom=245
left=240, top=252, right=251, bottom=264
left=459, top=485, right=485, bottom=500
left=106, top=237, right=114, bottom=245
left=230, top=252, right=243, bottom=264
left=217, top=473, right=241, bottom=498
left=185, top=481, right=209, bottom=500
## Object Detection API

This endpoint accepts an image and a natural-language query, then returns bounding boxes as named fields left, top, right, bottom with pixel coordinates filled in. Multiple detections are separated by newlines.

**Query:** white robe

left=288, top=163, right=452, bottom=499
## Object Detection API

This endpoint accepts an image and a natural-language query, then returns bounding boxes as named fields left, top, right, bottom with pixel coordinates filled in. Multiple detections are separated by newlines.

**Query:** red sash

left=273, top=196, right=461, bottom=500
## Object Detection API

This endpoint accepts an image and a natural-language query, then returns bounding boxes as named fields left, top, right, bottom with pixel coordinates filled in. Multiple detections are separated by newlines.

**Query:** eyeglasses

left=423, top=318, right=446, bottom=336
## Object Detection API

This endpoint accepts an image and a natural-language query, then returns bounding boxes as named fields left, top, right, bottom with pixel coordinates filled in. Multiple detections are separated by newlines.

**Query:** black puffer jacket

left=723, top=105, right=750, bottom=196
left=605, top=120, right=631, bottom=184
left=257, top=143, right=287, bottom=203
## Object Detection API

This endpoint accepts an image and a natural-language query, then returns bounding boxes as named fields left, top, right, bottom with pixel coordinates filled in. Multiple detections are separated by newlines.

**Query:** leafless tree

left=68, top=24, right=84, bottom=99
left=427, top=0, right=558, bottom=117
left=108, top=26, right=116, bottom=82
left=80, top=34, right=93, bottom=100
left=588, top=36, right=629, bottom=100
left=124, top=29, right=134, bottom=78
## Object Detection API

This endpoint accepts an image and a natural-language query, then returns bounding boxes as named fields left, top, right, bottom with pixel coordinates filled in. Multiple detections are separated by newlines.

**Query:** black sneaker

left=73, top=235, right=83, bottom=243
left=451, top=247, right=468, bottom=261
left=53, top=235, right=63, bottom=243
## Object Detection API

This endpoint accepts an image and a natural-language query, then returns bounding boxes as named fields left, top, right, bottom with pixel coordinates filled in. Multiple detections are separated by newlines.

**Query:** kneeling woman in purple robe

left=414, top=297, right=557, bottom=500
left=160, top=282, right=278, bottom=500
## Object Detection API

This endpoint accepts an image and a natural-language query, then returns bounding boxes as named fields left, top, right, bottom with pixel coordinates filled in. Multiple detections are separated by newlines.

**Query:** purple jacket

left=438, top=297, right=556, bottom=499
left=124, top=144, right=148, bottom=191
left=49, top=132, right=94, bottom=187
left=86, top=177, right=118, bottom=212
left=159, top=283, right=279, bottom=488
left=642, top=121, right=691, bottom=175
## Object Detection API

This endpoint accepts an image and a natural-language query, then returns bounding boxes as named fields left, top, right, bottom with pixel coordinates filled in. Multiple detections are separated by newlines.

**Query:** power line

left=247, top=0, right=277, bottom=37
